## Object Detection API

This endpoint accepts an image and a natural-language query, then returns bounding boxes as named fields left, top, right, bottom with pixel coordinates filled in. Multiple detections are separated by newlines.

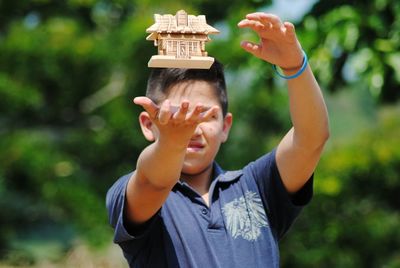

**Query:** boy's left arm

left=238, top=13, right=330, bottom=193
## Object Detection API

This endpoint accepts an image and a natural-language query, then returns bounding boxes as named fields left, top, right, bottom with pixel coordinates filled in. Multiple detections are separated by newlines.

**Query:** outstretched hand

left=238, top=12, right=304, bottom=70
left=133, top=96, right=220, bottom=142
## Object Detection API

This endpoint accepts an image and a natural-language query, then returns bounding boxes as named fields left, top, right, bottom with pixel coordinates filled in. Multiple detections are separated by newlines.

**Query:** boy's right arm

left=125, top=97, right=219, bottom=225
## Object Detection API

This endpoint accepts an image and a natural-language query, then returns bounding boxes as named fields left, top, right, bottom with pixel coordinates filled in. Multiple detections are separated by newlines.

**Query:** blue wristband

left=273, top=50, right=308, bottom=80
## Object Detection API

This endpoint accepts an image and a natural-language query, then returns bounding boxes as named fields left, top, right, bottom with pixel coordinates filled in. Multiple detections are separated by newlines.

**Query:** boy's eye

left=201, top=113, right=217, bottom=120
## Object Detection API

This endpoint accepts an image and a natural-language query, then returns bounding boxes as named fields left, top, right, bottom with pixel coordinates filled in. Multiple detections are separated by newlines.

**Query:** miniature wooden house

left=146, top=10, right=219, bottom=69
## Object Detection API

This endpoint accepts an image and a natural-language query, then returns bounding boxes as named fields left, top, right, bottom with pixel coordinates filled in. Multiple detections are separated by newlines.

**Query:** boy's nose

left=192, top=125, right=203, bottom=137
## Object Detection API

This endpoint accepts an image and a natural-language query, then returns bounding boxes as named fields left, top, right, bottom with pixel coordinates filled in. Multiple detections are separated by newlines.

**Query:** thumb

left=133, top=96, right=150, bottom=106
left=133, top=97, right=159, bottom=118
left=240, top=41, right=262, bottom=58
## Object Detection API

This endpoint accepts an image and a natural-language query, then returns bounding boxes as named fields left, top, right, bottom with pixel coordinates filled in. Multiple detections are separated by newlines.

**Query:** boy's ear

left=221, top=113, right=233, bottom=143
left=139, top=112, right=156, bottom=142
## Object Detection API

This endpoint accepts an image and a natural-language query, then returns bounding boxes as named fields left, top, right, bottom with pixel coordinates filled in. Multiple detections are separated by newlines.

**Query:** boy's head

left=138, top=60, right=233, bottom=176
left=146, top=60, right=228, bottom=116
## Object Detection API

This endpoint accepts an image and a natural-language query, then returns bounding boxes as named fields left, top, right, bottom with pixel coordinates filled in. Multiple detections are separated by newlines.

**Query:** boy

left=107, top=12, right=329, bottom=267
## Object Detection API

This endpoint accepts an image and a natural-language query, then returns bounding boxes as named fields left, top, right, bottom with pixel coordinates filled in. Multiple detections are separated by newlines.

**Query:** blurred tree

left=280, top=106, right=400, bottom=267
left=297, top=0, right=400, bottom=102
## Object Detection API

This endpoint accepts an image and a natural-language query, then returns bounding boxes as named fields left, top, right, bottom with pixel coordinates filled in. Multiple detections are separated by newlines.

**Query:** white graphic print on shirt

left=222, top=191, right=268, bottom=241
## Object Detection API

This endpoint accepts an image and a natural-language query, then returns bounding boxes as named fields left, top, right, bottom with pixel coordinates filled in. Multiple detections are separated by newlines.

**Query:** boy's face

left=154, top=80, right=232, bottom=176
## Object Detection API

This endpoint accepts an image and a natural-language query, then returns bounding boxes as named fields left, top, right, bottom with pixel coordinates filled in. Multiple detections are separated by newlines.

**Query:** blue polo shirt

left=106, top=150, right=313, bottom=268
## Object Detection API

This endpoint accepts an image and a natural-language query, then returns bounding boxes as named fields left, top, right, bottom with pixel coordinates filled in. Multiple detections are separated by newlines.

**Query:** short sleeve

left=106, top=173, right=135, bottom=242
left=105, top=173, right=161, bottom=252
left=245, top=149, right=313, bottom=240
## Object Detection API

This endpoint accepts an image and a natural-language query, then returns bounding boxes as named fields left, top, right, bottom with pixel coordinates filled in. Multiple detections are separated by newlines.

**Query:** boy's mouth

left=187, top=142, right=204, bottom=152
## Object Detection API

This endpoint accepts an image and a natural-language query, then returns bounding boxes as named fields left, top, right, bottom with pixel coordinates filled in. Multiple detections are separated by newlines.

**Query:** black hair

left=146, top=60, right=228, bottom=116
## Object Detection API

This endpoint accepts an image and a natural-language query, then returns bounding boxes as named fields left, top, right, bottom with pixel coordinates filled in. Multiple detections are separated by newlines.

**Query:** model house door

left=177, top=41, right=189, bottom=58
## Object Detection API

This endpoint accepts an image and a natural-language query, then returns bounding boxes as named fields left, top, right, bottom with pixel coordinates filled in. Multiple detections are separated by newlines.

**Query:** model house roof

left=146, top=10, right=220, bottom=37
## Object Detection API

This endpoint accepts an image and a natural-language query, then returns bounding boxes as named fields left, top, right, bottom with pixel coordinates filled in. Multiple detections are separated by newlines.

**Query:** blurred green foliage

left=299, top=0, right=400, bottom=102
left=281, top=106, right=400, bottom=267
left=0, top=0, right=399, bottom=266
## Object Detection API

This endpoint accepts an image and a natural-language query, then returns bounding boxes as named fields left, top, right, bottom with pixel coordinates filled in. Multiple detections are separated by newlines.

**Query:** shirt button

left=201, top=208, right=208, bottom=215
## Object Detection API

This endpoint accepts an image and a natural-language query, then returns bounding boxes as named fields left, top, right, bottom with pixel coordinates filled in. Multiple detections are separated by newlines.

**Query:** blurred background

left=1, top=0, right=399, bottom=267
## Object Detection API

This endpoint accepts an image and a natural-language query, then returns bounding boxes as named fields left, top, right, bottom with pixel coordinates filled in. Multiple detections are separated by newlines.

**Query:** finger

left=244, top=12, right=267, bottom=21
left=246, top=13, right=282, bottom=29
left=284, top=21, right=296, bottom=37
left=172, top=101, right=189, bottom=122
left=186, top=103, right=204, bottom=124
left=237, top=19, right=266, bottom=31
left=240, top=41, right=262, bottom=58
left=133, top=96, right=159, bottom=119
left=200, top=106, right=220, bottom=122
left=158, top=99, right=172, bottom=125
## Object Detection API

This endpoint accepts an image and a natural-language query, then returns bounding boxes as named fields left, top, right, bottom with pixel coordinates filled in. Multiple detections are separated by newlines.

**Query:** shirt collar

left=214, top=162, right=243, bottom=183
left=176, top=162, right=242, bottom=188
